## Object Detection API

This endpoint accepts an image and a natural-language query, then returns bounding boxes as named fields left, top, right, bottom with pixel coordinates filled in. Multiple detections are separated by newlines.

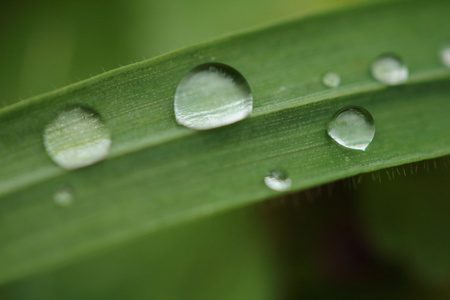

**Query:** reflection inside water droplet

left=174, top=63, right=253, bottom=130
left=43, top=105, right=111, bottom=170
left=54, top=187, right=74, bottom=207
left=264, top=170, right=292, bottom=192
left=371, top=54, right=408, bottom=85
left=322, top=72, right=341, bottom=88
left=327, top=106, right=375, bottom=151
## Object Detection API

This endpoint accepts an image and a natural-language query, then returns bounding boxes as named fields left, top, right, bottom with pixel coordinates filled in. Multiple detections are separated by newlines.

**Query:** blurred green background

left=1, top=0, right=449, bottom=299
left=0, top=0, right=371, bottom=107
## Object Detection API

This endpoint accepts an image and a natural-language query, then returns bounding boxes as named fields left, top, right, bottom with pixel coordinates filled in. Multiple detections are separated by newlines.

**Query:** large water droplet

left=322, top=72, right=341, bottom=88
left=440, top=43, right=450, bottom=68
left=327, top=106, right=375, bottom=151
left=371, top=54, right=408, bottom=85
left=44, top=106, right=111, bottom=170
left=174, top=63, right=252, bottom=130
left=264, top=170, right=292, bottom=192
left=54, top=187, right=74, bottom=207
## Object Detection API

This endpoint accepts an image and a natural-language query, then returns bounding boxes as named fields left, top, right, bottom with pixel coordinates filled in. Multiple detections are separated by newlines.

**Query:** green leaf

left=1, top=208, right=277, bottom=300
left=1, top=0, right=450, bottom=285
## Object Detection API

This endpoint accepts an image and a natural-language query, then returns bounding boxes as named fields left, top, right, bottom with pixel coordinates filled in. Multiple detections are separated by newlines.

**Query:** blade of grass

left=0, top=0, right=449, bottom=284
left=1, top=208, right=278, bottom=300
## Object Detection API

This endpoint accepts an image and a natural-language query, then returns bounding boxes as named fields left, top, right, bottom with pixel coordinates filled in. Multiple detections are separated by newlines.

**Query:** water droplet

left=174, top=63, right=253, bottom=130
left=44, top=106, right=111, bottom=170
left=371, top=54, right=408, bottom=85
left=440, top=43, right=450, bottom=68
left=322, top=72, right=341, bottom=88
left=54, top=187, right=74, bottom=207
left=327, top=106, right=375, bottom=151
left=264, top=170, right=292, bottom=192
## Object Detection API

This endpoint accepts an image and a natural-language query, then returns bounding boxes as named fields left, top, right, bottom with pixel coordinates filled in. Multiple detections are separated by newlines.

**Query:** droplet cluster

left=40, top=43, right=448, bottom=197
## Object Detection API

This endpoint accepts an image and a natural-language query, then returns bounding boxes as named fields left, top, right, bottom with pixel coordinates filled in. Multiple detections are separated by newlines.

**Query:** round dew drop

left=322, top=72, right=341, bottom=88
left=327, top=106, right=375, bottom=151
left=264, top=170, right=292, bottom=192
left=371, top=54, right=408, bottom=85
left=54, top=187, right=74, bottom=207
left=174, top=63, right=253, bottom=130
left=43, top=105, right=111, bottom=170
left=440, top=43, right=450, bottom=68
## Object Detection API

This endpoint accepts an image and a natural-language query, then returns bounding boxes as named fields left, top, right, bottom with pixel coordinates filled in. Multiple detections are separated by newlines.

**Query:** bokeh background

left=0, top=0, right=374, bottom=107
left=0, top=0, right=449, bottom=299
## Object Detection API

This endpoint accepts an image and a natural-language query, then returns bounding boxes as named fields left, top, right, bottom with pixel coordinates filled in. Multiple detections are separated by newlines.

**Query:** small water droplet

left=440, top=43, right=450, bottom=68
left=322, top=72, right=341, bottom=88
left=174, top=63, right=253, bottom=130
left=54, top=187, right=74, bottom=207
left=264, top=170, right=292, bottom=192
left=44, top=106, right=111, bottom=170
left=371, top=54, right=408, bottom=85
left=327, top=106, right=375, bottom=151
